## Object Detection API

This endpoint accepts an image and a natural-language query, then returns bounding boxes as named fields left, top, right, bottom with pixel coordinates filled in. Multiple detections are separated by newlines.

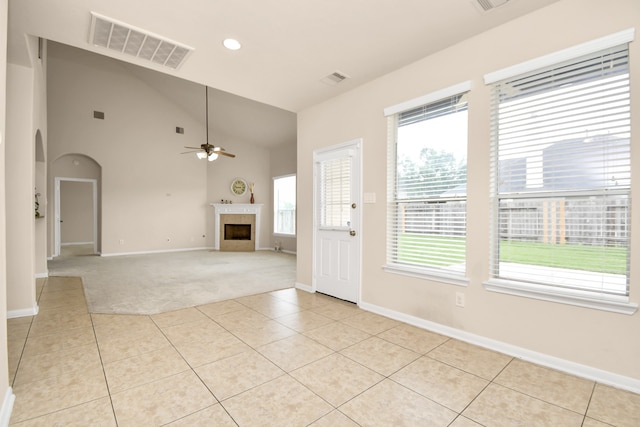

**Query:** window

left=273, top=174, right=296, bottom=236
left=318, top=155, right=351, bottom=229
left=485, top=33, right=634, bottom=312
left=385, top=82, right=470, bottom=282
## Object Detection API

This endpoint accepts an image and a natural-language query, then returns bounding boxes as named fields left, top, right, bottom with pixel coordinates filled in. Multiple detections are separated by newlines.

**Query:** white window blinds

left=319, top=156, right=351, bottom=229
left=386, top=88, right=469, bottom=277
left=488, top=44, right=631, bottom=299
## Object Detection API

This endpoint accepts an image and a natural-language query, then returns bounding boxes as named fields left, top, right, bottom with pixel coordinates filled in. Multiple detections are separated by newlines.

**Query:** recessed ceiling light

left=223, top=38, right=241, bottom=50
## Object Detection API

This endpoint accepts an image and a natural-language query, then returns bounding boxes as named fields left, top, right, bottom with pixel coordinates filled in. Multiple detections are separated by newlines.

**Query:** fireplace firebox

left=225, top=224, right=251, bottom=241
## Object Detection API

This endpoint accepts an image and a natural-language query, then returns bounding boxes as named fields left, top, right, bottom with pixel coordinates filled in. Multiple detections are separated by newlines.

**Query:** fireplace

left=225, top=224, right=251, bottom=240
left=212, top=203, right=262, bottom=251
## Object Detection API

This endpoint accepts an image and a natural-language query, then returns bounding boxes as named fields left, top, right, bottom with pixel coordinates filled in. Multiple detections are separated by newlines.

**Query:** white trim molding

left=295, top=282, right=313, bottom=293
left=0, top=388, right=15, bottom=427
left=484, top=279, right=638, bottom=315
left=384, top=80, right=472, bottom=116
left=7, top=304, right=39, bottom=319
left=101, top=247, right=211, bottom=257
left=484, top=28, right=635, bottom=84
left=358, top=300, right=640, bottom=395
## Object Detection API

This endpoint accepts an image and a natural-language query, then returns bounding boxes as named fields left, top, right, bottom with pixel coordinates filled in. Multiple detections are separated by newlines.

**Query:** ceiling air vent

left=89, top=12, right=194, bottom=69
left=474, top=0, right=510, bottom=12
left=320, top=71, right=350, bottom=86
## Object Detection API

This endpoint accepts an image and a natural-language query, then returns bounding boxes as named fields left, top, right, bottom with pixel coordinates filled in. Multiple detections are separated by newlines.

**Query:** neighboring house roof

left=439, top=136, right=629, bottom=197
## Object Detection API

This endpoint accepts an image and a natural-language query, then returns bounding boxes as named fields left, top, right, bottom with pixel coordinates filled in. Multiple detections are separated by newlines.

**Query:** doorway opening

left=54, top=178, right=98, bottom=257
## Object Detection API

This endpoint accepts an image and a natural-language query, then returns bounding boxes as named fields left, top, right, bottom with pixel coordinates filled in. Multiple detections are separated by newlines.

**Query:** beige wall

left=204, top=136, right=272, bottom=249
left=297, top=0, right=640, bottom=385
left=0, top=0, right=15, bottom=416
left=6, top=62, right=37, bottom=315
left=47, top=44, right=209, bottom=255
left=33, top=41, right=47, bottom=278
left=47, top=43, right=288, bottom=254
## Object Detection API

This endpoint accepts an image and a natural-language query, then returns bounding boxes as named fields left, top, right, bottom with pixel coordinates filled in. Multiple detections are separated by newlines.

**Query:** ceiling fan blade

left=180, top=150, right=200, bottom=154
left=218, top=151, right=236, bottom=158
left=184, top=146, right=202, bottom=150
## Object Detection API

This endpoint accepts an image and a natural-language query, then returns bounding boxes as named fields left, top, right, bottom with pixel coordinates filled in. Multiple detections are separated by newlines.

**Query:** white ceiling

left=8, top=0, right=561, bottom=113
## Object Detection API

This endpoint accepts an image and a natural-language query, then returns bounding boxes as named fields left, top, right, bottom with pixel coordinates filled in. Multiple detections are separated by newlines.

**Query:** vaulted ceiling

left=8, top=0, right=560, bottom=148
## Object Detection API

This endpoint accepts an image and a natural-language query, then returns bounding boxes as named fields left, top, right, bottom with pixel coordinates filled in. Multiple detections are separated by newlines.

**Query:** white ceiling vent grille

left=320, top=71, right=350, bottom=86
left=474, top=0, right=510, bottom=12
left=89, top=12, right=194, bottom=69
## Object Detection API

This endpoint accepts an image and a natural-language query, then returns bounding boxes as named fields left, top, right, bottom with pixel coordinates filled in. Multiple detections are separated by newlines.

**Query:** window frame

left=383, top=81, right=472, bottom=286
left=483, top=29, right=637, bottom=315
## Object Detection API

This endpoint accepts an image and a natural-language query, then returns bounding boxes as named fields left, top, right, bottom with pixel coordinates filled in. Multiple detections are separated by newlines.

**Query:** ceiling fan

left=182, top=86, right=236, bottom=161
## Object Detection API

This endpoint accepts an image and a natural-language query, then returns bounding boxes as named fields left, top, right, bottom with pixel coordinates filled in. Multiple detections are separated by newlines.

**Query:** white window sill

left=273, top=233, right=296, bottom=238
left=483, top=278, right=638, bottom=315
left=383, top=264, right=469, bottom=287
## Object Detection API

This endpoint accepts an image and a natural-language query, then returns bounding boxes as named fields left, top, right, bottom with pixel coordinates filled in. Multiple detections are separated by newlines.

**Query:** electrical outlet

left=455, top=292, right=465, bottom=308
left=119, top=239, right=124, bottom=245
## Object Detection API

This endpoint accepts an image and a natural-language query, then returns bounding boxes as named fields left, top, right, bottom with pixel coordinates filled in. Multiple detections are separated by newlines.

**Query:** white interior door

left=313, top=139, right=361, bottom=303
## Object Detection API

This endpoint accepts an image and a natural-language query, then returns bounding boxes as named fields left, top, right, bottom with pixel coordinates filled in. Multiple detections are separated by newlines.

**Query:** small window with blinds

left=319, top=156, right=351, bottom=229
left=487, top=43, right=631, bottom=304
left=385, top=86, right=469, bottom=281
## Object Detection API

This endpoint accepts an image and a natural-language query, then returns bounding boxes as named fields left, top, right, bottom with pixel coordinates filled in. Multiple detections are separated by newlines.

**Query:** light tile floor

left=7, top=276, right=640, bottom=426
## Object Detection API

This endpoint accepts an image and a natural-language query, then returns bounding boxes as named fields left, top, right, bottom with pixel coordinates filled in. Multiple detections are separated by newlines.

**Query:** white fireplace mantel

left=211, top=203, right=262, bottom=250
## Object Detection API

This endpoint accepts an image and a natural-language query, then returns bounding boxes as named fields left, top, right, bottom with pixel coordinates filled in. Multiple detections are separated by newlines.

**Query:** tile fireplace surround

left=212, top=204, right=262, bottom=251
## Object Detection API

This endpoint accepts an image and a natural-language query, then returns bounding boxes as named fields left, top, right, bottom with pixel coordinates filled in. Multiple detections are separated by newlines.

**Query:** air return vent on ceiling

left=320, top=71, right=350, bottom=86
left=89, top=12, right=194, bottom=69
left=474, top=0, right=510, bottom=12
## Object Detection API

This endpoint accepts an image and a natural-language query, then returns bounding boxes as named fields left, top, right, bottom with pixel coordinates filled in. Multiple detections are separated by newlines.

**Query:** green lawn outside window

left=397, top=233, right=627, bottom=274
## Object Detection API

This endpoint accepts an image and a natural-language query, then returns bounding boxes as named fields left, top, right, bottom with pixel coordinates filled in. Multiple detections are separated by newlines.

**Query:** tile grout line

left=88, top=291, right=121, bottom=426
left=9, top=293, right=40, bottom=389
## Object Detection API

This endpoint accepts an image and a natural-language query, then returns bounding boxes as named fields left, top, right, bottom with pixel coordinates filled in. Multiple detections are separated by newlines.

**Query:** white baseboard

left=266, top=248, right=297, bottom=255
left=103, top=247, right=295, bottom=257
left=101, top=247, right=212, bottom=257
left=35, top=272, right=48, bottom=279
left=0, top=388, right=15, bottom=427
left=61, top=242, right=94, bottom=246
left=7, top=304, right=39, bottom=319
left=295, top=282, right=313, bottom=293
left=357, top=300, right=640, bottom=395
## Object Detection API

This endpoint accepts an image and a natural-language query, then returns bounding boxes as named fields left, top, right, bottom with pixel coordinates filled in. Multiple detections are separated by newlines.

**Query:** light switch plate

left=364, top=192, right=376, bottom=203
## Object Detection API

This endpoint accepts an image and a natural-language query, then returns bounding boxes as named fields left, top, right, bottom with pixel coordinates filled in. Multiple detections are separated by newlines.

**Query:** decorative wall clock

left=231, top=178, right=248, bottom=196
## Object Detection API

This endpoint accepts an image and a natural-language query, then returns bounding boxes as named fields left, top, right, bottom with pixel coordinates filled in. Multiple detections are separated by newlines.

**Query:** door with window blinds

left=314, top=142, right=361, bottom=303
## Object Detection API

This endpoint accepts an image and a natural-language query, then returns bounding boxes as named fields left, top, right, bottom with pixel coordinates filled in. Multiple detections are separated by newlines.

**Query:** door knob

left=349, top=230, right=356, bottom=236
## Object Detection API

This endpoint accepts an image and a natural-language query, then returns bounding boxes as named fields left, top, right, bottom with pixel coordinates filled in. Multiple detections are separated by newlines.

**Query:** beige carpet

left=47, top=249, right=296, bottom=315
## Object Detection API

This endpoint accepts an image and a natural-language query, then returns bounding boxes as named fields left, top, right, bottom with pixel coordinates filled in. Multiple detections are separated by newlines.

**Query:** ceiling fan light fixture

left=182, top=86, right=236, bottom=160
left=223, top=38, right=241, bottom=50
